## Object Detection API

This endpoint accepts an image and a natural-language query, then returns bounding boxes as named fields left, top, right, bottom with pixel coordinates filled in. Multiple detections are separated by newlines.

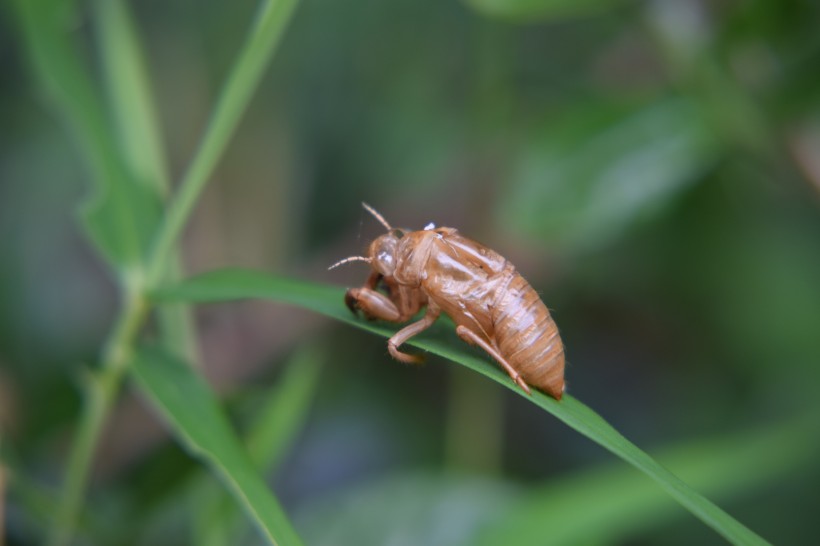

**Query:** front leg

left=346, top=287, right=402, bottom=322
left=347, top=272, right=425, bottom=322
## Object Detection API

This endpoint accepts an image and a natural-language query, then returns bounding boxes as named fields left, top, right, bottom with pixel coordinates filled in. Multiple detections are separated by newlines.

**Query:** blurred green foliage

left=2, top=0, right=820, bottom=544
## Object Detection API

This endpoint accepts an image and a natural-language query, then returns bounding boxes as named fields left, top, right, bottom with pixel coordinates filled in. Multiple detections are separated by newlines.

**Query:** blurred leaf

left=294, top=414, right=815, bottom=546
left=688, top=204, right=820, bottom=378
left=192, top=346, right=323, bottom=546
left=478, top=415, right=816, bottom=545
left=81, top=175, right=162, bottom=272
left=152, top=269, right=770, bottom=544
left=464, top=0, right=625, bottom=22
left=498, top=97, right=720, bottom=251
left=91, top=0, right=199, bottom=360
left=12, top=0, right=161, bottom=269
left=4, top=462, right=112, bottom=544
left=296, top=473, right=520, bottom=546
left=131, top=345, right=303, bottom=546
left=93, top=0, right=169, bottom=194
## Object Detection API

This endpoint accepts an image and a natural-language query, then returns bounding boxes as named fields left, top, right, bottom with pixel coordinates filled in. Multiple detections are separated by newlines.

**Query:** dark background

left=2, top=0, right=820, bottom=543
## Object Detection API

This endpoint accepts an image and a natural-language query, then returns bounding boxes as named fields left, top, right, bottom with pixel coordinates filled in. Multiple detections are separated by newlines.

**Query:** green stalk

left=49, top=285, right=148, bottom=546
left=93, top=0, right=200, bottom=362
left=147, top=0, right=299, bottom=286
left=46, top=0, right=303, bottom=542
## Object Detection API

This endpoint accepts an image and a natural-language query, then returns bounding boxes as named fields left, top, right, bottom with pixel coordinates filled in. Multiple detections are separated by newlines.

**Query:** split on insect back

left=330, top=202, right=565, bottom=400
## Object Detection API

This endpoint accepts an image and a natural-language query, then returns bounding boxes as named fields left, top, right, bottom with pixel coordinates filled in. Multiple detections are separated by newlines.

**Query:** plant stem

left=48, top=0, right=302, bottom=542
left=48, top=284, right=148, bottom=546
left=146, top=0, right=299, bottom=287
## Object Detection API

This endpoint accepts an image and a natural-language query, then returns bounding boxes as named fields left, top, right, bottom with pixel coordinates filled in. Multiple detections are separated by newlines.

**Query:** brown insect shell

left=380, top=226, right=565, bottom=399
left=390, top=227, right=505, bottom=331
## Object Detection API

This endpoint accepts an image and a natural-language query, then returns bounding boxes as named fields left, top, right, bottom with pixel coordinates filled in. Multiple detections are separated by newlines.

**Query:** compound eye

left=377, top=250, right=395, bottom=269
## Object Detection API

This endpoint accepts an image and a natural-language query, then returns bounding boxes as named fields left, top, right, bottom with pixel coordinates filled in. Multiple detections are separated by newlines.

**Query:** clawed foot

left=345, top=289, right=359, bottom=315
left=514, top=375, right=532, bottom=396
left=388, top=340, right=425, bottom=365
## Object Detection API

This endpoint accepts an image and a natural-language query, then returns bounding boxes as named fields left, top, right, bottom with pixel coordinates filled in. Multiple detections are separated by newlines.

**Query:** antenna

left=361, top=202, right=392, bottom=232
left=328, top=255, right=372, bottom=270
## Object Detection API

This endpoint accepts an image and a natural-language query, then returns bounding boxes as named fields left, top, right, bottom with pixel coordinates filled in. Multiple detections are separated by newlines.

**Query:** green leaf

left=12, top=0, right=161, bottom=269
left=296, top=472, right=520, bottom=546
left=295, top=414, right=815, bottom=545
left=498, top=97, right=720, bottom=251
left=463, top=0, right=625, bottom=22
left=478, top=416, right=817, bottom=545
left=91, top=0, right=198, bottom=359
left=131, top=345, right=303, bottom=546
left=151, top=269, right=771, bottom=545
left=191, top=346, right=323, bottom=546
left=93, top=0, right=170, bottom=195
left=80, top=168, right=162, bottom=273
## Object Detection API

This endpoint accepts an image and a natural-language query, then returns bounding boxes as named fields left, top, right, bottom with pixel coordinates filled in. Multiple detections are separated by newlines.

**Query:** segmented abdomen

left=492, top=271, right=565, bottom=398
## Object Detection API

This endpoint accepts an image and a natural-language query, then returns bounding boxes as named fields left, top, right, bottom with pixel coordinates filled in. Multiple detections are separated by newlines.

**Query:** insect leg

left=387, top=302, right=441, bottom=365
left=346, top=288, right=402, bottom=322
left=364, top=270, right=382, bottom=289
left=455, top=325, right=532, bottom=395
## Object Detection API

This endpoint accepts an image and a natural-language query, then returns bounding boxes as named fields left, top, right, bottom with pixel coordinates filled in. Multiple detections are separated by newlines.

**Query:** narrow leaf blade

left=478, top=415, right=817, bottom=545
left=191, top=346, right=323, bottom=546
left=12, top=0, right=161, bottom=268
left=131, top=345, right=303, bottom=546
left=498, top=97, right=720, bottom=251
left=464, top=0, right=624, bottom=22
left=94, top=0, right=170, bottom=194
left=151, top=269, right=772, bottom=545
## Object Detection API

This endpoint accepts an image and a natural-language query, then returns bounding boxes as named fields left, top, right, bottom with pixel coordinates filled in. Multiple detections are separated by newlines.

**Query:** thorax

left=396, top=228, right=510, bottom=334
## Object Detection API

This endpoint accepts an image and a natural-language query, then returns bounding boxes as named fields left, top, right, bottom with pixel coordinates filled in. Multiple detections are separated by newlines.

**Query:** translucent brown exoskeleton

left=330, top=203, right=565, bottom=399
